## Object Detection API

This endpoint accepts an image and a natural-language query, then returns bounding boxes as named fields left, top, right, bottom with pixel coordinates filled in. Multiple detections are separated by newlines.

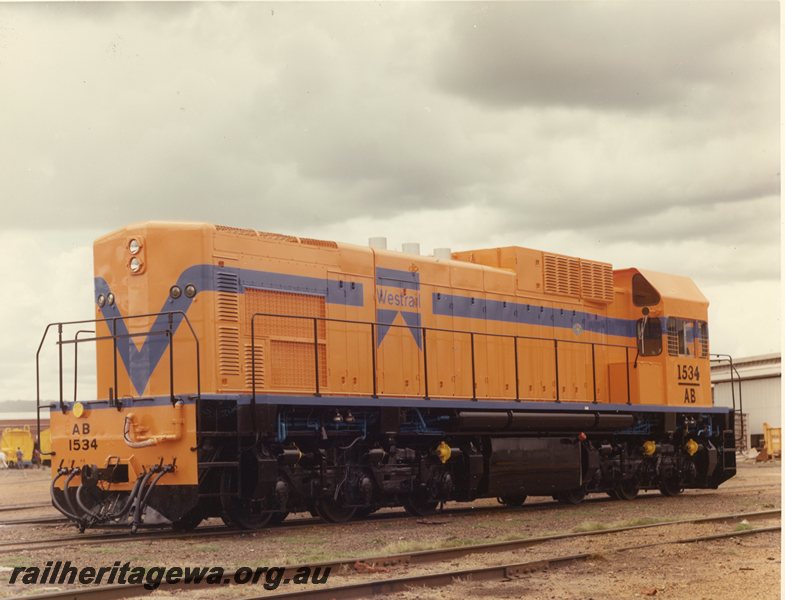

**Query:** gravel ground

left=0, top=461, right=778, bottom=599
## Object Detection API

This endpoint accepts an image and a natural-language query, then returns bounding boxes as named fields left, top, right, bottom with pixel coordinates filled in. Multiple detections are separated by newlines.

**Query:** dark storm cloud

left=433, top=2, right=778, bottom=111
left=0, top=2, right=777, bottom=243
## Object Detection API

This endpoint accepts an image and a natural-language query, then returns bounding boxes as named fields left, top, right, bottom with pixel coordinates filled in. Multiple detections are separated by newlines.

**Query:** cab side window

left=667, top=318, right=708, bottom=357
left=636, top=317, right=662, bottom=356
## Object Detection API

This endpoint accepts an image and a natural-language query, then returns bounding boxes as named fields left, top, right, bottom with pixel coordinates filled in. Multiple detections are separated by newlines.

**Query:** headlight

left=107, top=293, right=115, bottom=306
left=170, top=285, right=182, bottom=299
left=129, top=257, right=142, bottom=273
left=128, top=239, right=141, bottom=255
left=72, top=402, right=86, bottom=418
left=97, top=294, right=106, bottom=307
left=184, top=284, right=197, bottom=298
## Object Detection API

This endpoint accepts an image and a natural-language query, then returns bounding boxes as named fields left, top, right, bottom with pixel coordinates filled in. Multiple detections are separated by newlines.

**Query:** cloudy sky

left=0, top=2, right=779, bottom=403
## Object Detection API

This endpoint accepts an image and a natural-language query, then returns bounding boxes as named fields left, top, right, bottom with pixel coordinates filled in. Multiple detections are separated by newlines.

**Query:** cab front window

left=667, top=318, right=708, bottom=357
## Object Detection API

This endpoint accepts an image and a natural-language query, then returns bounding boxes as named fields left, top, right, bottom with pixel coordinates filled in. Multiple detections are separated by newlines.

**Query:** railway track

left=1, top=481, right=780, bottom=553
left=4, top=509, right=779, bottom=600
left=0, top=480, right=777, bottom=532
left=0, top=501, right=51, bottom=513
left=0, top=481, right=779, bottom=550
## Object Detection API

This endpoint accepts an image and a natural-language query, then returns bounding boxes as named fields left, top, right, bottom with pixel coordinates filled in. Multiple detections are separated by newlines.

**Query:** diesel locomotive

left=38, top=222, right=736, bottom=531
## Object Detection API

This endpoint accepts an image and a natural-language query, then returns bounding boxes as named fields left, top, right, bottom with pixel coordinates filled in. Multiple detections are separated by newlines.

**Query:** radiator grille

left=215, top=225, right=258, bottom=237
left=269, top=340, right=327, bottom=389
left=257, top=230, right=299, bottom=244
left=245, top=288, right=326, bottom=339
left=543, top=253, right=581, bottom=297
left=579, top=260, right=614, bottom=303
left=299, top=237, right=338, bottom=249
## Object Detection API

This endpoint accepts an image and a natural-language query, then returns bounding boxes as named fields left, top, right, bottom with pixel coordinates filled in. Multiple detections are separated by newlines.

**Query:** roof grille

left=543, top=253, right=581, bottom=297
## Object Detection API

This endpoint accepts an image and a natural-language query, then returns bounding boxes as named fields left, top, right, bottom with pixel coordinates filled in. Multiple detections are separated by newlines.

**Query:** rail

left=250, top=312, right=635, bottom=412
left=35, top=312, right=202, bottom=445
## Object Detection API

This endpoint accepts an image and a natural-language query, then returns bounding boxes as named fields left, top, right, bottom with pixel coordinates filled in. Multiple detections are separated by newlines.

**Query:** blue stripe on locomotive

left=94, top=263, right=639, bottom=395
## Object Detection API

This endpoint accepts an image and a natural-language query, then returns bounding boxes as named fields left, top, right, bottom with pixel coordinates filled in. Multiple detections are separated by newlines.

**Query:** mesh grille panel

left=215, top=225, right=258, bottom=236
left=269, top=340, right=327, bottom=389
left=299, top=237, right=338, bottom=249
left=245, top=288, right=326, bottom=339
left=257, top=231, right=299, bottom=244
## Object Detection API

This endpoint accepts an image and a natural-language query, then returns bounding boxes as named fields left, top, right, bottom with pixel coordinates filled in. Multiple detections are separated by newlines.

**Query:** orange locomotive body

left=42, top=223, right=735, bottom=531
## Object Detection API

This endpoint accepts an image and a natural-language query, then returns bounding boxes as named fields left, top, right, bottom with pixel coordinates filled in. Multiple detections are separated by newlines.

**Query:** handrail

left=710, top=353, right=744, bottom=448
left=250, top=311, right=637, bottom=417
left=35, top=311, right=202, bottom=433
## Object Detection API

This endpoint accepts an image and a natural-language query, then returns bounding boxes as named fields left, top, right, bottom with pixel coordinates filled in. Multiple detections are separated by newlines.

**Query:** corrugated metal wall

left=713, top=376, right=781, bottom=450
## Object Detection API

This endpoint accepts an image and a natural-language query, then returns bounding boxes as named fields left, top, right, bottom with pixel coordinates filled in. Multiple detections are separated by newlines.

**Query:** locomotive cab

left=620, top=269, right=712, bottom=406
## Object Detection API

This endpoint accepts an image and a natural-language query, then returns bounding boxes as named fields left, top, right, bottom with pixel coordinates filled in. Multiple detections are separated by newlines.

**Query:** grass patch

left=0, top=556, right=34, bottom=568
left=189, top=543, right=222, bottom=553
left=375, top=536, right=492, bottom=556
left=573, top=521, right=608, bottom=532
left=735, top=522, right=754, bottom=532
left=618, top=517, right=664, bottom=527
left=573, top=517, right=666, bottom=533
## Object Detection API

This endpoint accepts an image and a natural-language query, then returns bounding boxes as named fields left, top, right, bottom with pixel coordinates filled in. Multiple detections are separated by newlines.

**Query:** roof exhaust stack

left=368, top=237, right=387, bottom=250
left=433, top=248, right=452, bottom=261
left=402, top=242, right=420, bottom=256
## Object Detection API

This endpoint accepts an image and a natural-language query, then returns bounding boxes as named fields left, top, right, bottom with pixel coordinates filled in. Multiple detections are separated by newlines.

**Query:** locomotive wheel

left=613, top=479, right=640, bottom=501
left=314, top=497, right=357, bottom=523
left=498, top=495, right=527, bottom=507
left=555, top=487, right=586, bottom=505
left=220, top=468, right=273, bottom=530
left=659, top=478, right=684, bottom=497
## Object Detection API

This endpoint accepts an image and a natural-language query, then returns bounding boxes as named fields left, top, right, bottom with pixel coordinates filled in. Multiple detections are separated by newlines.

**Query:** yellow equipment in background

left=1, top=426, right=34, bottom=465
left=39, top=428, right=52, bottom=464
left=763, top=422, right=781, bottom=459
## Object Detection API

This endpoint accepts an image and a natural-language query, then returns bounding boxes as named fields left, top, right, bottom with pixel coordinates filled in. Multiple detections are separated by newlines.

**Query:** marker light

left=97, top=294, right=106, bottom=307
left=128, top=239, right=141, bottom=255
left=129, top=257, right=142, bottom=273
left=170, top=285, right=182, bottom=299
left=73, top=402, right=85, bottom=418
left=184, top=284, right=197, bottom=298
left=107, top=293, right=115, bottom=306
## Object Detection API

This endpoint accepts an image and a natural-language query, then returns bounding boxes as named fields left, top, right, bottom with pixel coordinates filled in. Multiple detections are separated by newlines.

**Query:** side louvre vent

left=216, top=270, right=240, bottom=378
left=244, top=343, right=265, bottom=389
left=218, top=327, right=241, bottom=376
left=579, top=260, right=614, bottom=303
left=216, top=272, right=240, bottom=322
left=543, top=253, right=581, bottom=297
